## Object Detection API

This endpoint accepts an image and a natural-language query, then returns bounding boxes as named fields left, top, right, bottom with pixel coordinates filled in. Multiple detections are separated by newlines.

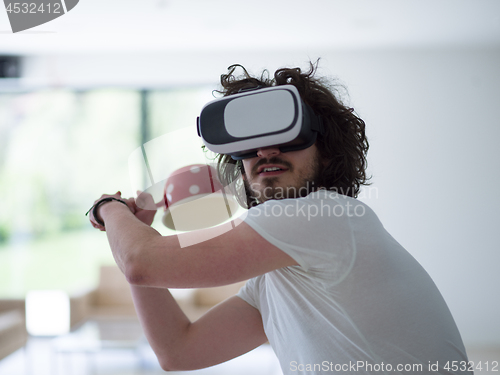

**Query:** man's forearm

left=99, top=201, right=163, bottom=278
left=130, top=284, right=268, bottom=371
left=95, top=197, right=297, bottom=289
left=130, top=284, right=191, bottom=371
left=98, top=200, right=199, bottom=289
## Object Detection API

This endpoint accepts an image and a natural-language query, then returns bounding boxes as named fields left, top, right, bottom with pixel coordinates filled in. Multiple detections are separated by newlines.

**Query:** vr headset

left=197, top=85, right=323, bottom=159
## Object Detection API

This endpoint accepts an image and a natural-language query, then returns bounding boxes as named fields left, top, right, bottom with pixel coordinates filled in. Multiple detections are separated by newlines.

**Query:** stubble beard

left=244, top=153, right=322, bottom=204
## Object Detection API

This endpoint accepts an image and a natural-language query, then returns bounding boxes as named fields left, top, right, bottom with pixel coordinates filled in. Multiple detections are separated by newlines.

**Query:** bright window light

left=26, top=290, right=70, bottom=336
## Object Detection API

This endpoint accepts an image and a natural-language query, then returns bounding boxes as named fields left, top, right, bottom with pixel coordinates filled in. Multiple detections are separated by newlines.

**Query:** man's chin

left=246, top=176, right=317, bottom=203
left=252, top=185, right=300, bottom=202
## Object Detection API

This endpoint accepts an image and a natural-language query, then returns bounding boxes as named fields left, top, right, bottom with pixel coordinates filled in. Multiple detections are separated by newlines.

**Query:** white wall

left=18, top=47, right=500, bottom=347
left=322, top=48, right=500, bottom=348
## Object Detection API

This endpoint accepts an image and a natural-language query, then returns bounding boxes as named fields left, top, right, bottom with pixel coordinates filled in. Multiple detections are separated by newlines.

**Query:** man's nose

left=256, top=147, right=281, bottom=159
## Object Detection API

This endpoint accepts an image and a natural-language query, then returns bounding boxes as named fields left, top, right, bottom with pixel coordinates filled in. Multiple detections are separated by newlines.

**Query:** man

left=89, top=63, right=471, bottom=374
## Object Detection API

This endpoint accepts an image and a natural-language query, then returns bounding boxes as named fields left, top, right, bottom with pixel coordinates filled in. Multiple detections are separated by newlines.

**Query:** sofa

left=70, top=265, right=247, bottom=325
left=0, top=298, right=28, bottom=361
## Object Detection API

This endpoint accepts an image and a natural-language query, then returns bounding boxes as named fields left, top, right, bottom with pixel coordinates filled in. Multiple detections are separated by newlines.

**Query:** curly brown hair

left=210, top=61, right=370, bottom=207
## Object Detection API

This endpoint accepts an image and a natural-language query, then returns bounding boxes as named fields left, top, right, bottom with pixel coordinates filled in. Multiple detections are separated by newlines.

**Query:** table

left=52, top=318, right=147, bottom=375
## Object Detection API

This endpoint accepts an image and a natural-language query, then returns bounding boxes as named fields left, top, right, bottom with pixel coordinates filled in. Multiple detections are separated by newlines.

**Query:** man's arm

left=97, top=197, right=298, bottom=288
left=89, top=193, right=295, bottom=369
left=131, top=286, right=267, bottom=371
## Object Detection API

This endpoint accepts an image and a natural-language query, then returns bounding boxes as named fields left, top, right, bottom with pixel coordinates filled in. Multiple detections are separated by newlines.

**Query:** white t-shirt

left=237, top=190, right=470, bottom=375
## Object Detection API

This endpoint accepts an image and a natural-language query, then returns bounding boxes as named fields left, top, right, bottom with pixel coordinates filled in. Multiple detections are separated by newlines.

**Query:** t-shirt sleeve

left=243, top=192, right=358, bottom=282
left=236, top=277, right=261, bottom=311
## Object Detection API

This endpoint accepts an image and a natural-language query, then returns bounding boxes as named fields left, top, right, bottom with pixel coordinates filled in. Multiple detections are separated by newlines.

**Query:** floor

left=1, top=334, right=499, bottom=375
left=0, top=336, right=282, bottom=375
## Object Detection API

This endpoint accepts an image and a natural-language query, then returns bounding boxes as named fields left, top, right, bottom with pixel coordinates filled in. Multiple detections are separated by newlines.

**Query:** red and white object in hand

left=161, top=164, right=238, bottom=231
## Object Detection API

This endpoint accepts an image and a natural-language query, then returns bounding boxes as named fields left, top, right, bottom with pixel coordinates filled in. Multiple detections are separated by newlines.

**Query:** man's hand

left=130, top=191, right=157, bottom=227
left=89, top=191, right=157, bottom=231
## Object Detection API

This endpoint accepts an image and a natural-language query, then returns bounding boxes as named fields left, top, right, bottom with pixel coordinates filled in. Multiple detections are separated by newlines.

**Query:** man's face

left=241, top=144, right=322, bottom=204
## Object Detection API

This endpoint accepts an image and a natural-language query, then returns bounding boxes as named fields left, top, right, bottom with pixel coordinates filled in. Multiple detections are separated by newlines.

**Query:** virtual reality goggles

left=197, top=85, right=323, bottom=159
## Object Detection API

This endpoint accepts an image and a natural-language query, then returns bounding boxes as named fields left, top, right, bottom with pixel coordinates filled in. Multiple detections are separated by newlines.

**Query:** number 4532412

left=5, top=2, right=62, bottom=14
left=444, top=361, right=498, bottom=372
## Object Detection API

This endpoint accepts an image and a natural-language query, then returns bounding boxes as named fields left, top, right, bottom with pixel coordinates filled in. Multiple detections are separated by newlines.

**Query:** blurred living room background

left=1, top=1, right=499, bottom=374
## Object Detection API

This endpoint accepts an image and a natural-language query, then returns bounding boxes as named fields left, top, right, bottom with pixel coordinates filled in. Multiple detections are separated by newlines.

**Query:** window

left=0, top=86, right=214, bottom=297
